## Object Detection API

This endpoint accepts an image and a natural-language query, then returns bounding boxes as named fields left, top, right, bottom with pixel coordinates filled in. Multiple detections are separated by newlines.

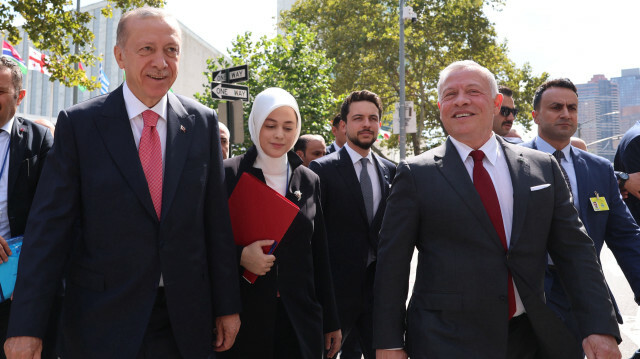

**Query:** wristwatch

left=615, top=171, right=629, bottom=188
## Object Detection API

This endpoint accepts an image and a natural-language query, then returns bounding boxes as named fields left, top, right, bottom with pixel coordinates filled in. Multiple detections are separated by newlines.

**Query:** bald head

left=295, top=134, right=326, bottom=167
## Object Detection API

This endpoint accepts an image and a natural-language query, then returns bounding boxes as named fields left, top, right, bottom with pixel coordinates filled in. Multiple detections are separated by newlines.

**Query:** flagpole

left=72, top=0, right=81, bottom=105
left=23, top=46, right=29, bottom=117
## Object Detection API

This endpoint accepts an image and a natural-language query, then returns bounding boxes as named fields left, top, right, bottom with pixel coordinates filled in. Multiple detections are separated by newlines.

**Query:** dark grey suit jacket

left=7, top=86, right=241, bottom=359
left=373, top=137, right=619, bottom=359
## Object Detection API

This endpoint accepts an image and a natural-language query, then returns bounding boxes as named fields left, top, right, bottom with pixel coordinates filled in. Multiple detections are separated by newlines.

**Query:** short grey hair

left=116, top=7, right=181, bottom=47
left=0, top=56, right=23, bottom=98
left=437, top=60, right=498, bottom=102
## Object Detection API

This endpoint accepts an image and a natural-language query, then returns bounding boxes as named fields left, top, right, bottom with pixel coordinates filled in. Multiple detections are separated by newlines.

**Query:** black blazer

left=7, top=86, right=241, bottom=359
left=8, top=117, right=53, bottom=237
left=221, top=146, right=339, bottom=359
left=309, top=146, right=396, bottom=330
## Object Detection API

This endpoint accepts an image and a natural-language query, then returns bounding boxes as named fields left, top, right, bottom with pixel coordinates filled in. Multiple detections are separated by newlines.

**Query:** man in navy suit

left=310, top=90, right=396, bottom=359
left=0, top=56, right=54, bottom=359
left=522, top=78, right=640, bottom=352
left=4, top=7, right=241, bottom=359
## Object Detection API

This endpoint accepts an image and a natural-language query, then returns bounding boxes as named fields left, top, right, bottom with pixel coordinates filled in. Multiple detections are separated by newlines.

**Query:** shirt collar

left=535, top=136, right=572, bottom=160
left=2, top=117, right=14, bottom=134
left=344, top=142, right=373, bottom=165
left=122, top=81, right=168, bottom=121
left=449, top=134, right=500, bottom=166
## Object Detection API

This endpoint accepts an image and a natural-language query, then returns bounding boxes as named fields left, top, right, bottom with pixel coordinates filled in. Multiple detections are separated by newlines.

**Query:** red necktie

left=139, top=110, right=163, bottom=219
left=470, top=150, right=516, bottom=319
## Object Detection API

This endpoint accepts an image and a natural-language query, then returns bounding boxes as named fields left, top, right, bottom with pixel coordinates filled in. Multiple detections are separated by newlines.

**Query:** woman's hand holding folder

left=240, top=240, right=276, bottom=276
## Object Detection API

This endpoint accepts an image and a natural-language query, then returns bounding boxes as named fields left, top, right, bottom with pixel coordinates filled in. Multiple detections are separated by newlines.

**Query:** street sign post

left=210, top=64, right=250, bottom=146
left=211, top=82, right=249, bottom=102
left=211, top=64, right=249, bottom=83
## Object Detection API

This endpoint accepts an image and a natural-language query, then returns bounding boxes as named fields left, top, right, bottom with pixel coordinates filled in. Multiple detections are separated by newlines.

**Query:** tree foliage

left=195, top=21, right=336, bottom=156
left=281, top=0, right=548, bottom=154
left=0, top=0, right=164, bottom=91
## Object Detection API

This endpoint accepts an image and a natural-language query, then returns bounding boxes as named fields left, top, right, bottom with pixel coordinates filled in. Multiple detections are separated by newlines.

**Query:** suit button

left=499, top=295, right=507, bottom=301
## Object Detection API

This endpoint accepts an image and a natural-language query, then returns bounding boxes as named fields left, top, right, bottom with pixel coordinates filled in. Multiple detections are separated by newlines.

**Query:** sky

left=165, top=0, right=640, bottom=85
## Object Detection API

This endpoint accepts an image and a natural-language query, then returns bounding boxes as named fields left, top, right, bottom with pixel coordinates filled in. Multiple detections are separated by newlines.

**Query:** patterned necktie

left=470, top=150, right=516, bottom=319
left=553, top=150, right=573, bottom=195
left=360, top=158, right=374, bottom=224
left=139, top=110, right=163, bottom=219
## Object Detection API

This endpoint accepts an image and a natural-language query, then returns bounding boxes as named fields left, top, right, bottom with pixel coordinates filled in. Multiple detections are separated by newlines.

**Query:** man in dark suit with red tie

left=373, top=60, right=621, bottom=359
left=310, top=90, right=396, bottom=359
left=4, top=7, right=241, bottom=359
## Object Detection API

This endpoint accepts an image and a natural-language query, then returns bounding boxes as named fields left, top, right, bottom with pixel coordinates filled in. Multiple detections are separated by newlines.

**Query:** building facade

left=2, top=1, right=224, bottom=123
left=576, top=75, right=621, bottom=161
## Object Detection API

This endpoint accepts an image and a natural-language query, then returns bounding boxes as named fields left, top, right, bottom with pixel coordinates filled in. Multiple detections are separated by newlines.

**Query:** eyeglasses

left=500, top=106, right=518, bottom=117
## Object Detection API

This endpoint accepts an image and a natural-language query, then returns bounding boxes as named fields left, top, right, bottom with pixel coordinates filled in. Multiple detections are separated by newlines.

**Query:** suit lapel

left=571, top=149, right=588, bottom=220
left=93, top=86, right=157, bottom=220
left=500, top=139, right=531, bottom=248
left=8, top=118, right=27, bottom=197
left=435, top=139, right=504, bottom=251
left=372, top=153, right=391, bottom=221
left=161, top=92, right=195, bottom=221
left=335, top=147, right=369, bottom=223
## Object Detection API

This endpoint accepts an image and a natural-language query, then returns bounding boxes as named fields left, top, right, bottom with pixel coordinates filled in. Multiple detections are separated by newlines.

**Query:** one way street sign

left=211, top=82, right=249, bottom=102
left=211, top=64, right=249, bottom=83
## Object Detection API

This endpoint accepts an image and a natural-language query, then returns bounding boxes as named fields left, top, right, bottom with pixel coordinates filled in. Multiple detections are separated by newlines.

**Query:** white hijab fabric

left=248, top=87, right=302, bottom=195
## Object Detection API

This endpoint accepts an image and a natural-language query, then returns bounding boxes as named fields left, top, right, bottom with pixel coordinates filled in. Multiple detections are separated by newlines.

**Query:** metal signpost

left=211, top=64, right=250, bottom=145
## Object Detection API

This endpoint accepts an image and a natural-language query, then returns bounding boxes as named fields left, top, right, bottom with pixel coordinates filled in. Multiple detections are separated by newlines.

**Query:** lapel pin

left=294, top=190, right=302, bottom=201
left=180, top=125, right=186, bottom=133
left=19, top=128, right=25, bottom=133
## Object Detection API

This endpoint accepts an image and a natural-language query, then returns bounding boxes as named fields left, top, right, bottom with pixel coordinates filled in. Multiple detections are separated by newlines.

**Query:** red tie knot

left=142, top=110, right=159, bottom=128
left=470, top=150, right=485, bottom=162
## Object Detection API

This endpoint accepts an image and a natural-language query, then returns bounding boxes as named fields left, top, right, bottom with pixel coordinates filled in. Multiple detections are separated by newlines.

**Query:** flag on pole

left=28, top=47, right=50, bottom=76
left=99, top=63, right=110, bottom=95
left=77, top=61, right=86, bottom=92
left=2, top=41, right=27, bottom=74
left=377, top=128, right=391, bottom=141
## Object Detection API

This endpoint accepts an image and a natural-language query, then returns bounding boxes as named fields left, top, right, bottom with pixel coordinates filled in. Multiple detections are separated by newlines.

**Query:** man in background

left=492, top=86, right=518, bottom=140
left=219, top=122, right=230, bottom=159
left=294, top=134, right=326, bottom=167
left=0, top=56, right=54, bottom=358
left=327, top=114, right=346, bottom=154
left=523, top=78, right=640, bottom=355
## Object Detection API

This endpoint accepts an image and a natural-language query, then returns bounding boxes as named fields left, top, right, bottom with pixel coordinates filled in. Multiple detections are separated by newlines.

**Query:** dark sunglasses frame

left=500, top=106, right=518, bottom=117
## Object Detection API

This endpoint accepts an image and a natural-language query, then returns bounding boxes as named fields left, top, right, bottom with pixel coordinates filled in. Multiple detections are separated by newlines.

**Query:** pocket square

left=530, top=184, right=551, bottom=191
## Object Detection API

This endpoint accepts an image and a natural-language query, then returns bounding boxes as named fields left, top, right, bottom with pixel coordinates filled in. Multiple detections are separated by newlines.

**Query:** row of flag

left=2, top=40, right=110, bottom=95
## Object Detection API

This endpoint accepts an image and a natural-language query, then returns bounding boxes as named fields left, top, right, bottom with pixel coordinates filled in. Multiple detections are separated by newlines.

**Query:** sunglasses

left=500, top=106, right=518, bottom=117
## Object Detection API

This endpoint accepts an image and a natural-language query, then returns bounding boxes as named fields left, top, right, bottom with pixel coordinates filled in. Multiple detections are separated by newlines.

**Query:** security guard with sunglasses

left=492, top=86, right=519, bottom=141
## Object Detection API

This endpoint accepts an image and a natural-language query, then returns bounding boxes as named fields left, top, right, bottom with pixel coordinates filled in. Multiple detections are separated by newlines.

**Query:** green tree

left=1, top=0, right=163, bottom=91
left=281, top=0, right=548, bottom=154
left=195, top=21, right=336, bottom=156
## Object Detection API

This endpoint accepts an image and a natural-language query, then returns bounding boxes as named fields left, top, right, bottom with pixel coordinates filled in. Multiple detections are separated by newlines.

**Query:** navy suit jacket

left=523, top=139, right=640, bottom=321
left=7, top=86, right=241, bottom=359
left=7, top=117, right=53, bottom=237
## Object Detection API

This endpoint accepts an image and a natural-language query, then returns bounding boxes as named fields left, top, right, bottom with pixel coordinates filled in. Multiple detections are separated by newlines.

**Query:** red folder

left=228, top=172, right=300, bottom=283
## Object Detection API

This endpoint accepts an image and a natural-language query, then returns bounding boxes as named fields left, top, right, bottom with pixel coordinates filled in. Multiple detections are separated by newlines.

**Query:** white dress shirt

left=123, top=82, right=168, bottom=285
left=0, top=118, right=13, bottom=240
left=534, top=137, right=579, bottom=209
left=449, top=135, right=525, bottom=316
left=123, top=81, right=168, bottom=170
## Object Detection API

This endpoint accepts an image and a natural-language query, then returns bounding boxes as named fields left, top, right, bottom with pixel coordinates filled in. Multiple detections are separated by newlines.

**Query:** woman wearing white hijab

left=221, top=88, right=341, bottom=359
